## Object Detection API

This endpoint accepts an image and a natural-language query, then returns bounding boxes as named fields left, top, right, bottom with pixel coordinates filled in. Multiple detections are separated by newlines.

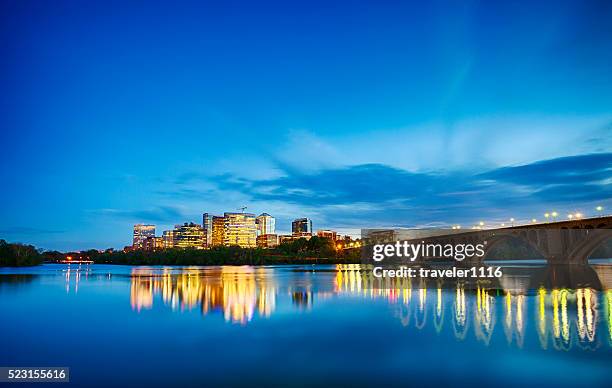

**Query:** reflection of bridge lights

left=537, top=288, right=547, bottom=349
left=576, top=289, right=597, bottom=344
left=551, top=289, right=571, bottom=347
left=607, top=290, right=612, bottom=344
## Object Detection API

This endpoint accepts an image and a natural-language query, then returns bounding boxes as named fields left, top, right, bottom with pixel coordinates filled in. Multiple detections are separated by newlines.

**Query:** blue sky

left=1, top=0, right=611, bottom=250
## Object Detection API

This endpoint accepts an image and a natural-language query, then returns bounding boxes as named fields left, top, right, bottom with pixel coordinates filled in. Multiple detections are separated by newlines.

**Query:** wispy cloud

left=266, top=116, right=612, bottom=173
left=200, top=153, right=611, bottom=227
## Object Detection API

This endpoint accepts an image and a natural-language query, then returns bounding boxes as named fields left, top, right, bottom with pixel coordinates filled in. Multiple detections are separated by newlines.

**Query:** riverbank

left=0, top=236, right=361, bottom=267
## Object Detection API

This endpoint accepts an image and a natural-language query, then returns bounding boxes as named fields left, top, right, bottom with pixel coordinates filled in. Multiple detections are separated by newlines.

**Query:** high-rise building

left=211, top=216, right=225, bottom=247
left=224, top=212, right=257, bottom=248
left=316, top=230, right=337, bottom=241
left=133, top=224, right=156, bottom=249
left=202, top=213, right=213, bottom=248
left=162, top=230, right=175, bottom=248
left=292, top=218, right=312, bottom=237
left=173, top=222, right=205, bottom=249
left=154, top=236, right=164, bottom=250
left=256, top=213, right=275, bottom=236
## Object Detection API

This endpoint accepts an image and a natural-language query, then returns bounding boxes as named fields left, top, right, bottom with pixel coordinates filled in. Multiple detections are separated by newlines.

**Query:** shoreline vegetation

left=1, top=237, right=361, bottom=267
left=0, top=240, right=44, bottom=267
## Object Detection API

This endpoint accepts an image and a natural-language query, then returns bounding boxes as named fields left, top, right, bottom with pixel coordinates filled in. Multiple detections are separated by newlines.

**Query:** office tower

left=316, top=230, right=337, bottom=241
left=133, top=224, right=156, bottom=249
left=292, top=218, right=313, bottom=237
left=172, top=222, right=205, bottom=249
left=256, top=213, right=275, bottom=236
left=211, top=216, right=225, bottom=247
left=223, top=212, right=257, bottom=248
left=162, top=230, right=175, bottom=248
left=202, top=213, right=213, bottom=248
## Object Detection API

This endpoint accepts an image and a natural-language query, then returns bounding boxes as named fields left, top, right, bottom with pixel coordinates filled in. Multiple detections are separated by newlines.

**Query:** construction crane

left=237, top=206, right=247, bottom=213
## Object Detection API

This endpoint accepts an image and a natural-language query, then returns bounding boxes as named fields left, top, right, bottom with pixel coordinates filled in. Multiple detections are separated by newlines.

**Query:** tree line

left=1, top=236, right=362, bottom=267
left=0, top=239, right=44, bottom=266
left=90, top=236, right=360, bottom=266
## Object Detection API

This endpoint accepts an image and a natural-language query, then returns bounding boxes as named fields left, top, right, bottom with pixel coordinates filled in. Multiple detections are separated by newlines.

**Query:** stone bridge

left=364, top=216, right=612, bottom=265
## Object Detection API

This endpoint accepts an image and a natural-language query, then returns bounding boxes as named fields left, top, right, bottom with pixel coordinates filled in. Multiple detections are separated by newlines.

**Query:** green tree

left=0, top=239, right=43, bottom=267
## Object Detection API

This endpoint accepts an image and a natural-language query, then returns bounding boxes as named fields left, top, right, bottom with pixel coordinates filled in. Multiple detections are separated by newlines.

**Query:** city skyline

left=1, top=1, right=611, bottom=250
left=132, top=212, right=328, bottom=251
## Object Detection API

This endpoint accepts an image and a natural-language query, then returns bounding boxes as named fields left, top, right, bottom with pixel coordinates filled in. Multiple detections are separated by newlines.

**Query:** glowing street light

left=551, top=211, right=558, bottom=221
left=501, top=223, right=505, bottom=227
left=568, top=214, right=574, bottom=220
left=531, top=218, right=537, bottom=223
left=544, top=213, right=550, bottom=222
left=575, top=212, right=583, bottom=219
left=510, top=217, right=515, bottom=226
left=596, top=205, right=604, bottom=215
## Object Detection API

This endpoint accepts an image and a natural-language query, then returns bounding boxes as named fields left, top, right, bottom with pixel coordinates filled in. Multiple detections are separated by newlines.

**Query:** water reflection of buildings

left=129, top=264, right=612, bottom=350
left=130, top=267, right=277, bottom=324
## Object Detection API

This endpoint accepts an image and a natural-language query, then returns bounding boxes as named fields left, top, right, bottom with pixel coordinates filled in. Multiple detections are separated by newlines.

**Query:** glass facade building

left=172, top=222, right=205, bottom=249
left=162, top=230, right=175, bottom=248
left=223, top=212, right=257, bottom=248
left=211, top=216, right=225, bottom=247
left=202, top=213, right=213, bottom=248
left=133, top=224, right=156, bottom=249
left=256, top=213, right=276, bottom=236
left=292, top=218, right=313, bottom=237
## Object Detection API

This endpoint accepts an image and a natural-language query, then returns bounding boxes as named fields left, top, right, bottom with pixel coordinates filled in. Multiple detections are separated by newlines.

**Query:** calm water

left=0, top=264, right=611, bottom=387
